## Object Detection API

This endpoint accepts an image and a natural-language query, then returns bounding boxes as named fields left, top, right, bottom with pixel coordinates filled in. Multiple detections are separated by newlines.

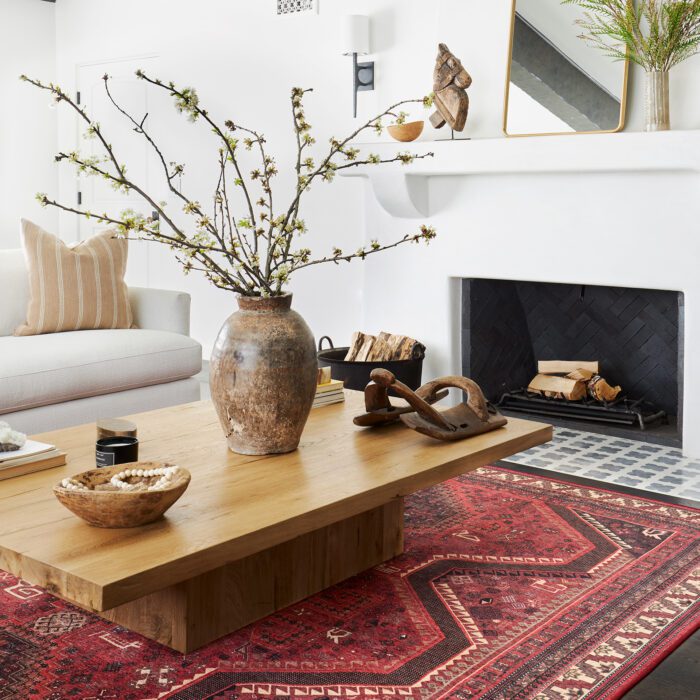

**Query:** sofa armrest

left=128, top=287, right=191, bottom=336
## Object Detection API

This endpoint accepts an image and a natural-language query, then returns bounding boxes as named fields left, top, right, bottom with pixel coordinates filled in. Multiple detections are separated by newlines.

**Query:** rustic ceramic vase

left=209, top=293, right=317, bottom=455
left=645, top=70, right=670, bottom=132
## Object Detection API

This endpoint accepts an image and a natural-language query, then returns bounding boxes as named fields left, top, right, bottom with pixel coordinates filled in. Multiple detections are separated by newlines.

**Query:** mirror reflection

left=504, top=0, right=628, bottom=136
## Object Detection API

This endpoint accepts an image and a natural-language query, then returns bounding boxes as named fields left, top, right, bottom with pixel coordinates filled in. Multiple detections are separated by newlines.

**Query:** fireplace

left=461, top=279, right=683, bottom=445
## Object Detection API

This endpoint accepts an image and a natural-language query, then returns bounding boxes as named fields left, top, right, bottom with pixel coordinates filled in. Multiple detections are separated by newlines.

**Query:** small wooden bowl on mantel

left=53, top=461, right=191, bottom=528
left=387, top=120, right=424, bottom=142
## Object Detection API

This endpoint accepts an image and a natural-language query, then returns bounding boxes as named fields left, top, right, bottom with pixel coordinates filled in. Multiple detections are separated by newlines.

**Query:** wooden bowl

left=53, top=461, right=191, bottom=528
left=387, top=120, right=424, bottom=142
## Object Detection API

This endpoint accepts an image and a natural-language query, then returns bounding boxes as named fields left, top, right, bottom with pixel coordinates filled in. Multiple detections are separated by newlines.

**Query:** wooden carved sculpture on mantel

left=429, top=43, right=472, bottom=134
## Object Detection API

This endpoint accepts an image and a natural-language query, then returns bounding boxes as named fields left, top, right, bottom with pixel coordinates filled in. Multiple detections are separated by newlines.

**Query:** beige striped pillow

left=14, top=219, right=133, bottom=336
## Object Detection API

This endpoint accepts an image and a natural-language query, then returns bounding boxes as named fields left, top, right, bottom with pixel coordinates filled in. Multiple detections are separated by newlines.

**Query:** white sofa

left=0, top=248, right=202, bottom=434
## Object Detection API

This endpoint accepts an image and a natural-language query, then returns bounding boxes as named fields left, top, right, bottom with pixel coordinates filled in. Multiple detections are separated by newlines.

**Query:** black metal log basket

left=317, top=336, right=424, bottom=392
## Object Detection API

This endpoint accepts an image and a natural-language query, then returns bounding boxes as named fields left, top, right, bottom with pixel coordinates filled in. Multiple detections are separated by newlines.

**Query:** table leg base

left=100, top=498, right=404, bottom=653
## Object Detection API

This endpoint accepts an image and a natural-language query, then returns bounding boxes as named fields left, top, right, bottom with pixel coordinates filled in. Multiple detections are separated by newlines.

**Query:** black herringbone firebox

left=461, top=279, right=683, bottom=444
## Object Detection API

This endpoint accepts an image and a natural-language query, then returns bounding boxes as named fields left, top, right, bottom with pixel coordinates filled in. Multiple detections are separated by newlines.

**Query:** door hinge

left=77, top=191, right=82, bottom=206
left=76, top=91, right=81, bottom=105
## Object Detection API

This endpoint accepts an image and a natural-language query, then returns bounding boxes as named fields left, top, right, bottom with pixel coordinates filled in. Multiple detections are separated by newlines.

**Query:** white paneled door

left=76, top=56, right=161, bottom=287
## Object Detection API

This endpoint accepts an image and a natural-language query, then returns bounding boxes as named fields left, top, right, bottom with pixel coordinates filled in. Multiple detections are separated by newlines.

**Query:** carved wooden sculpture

left=354, top=369, right=507, bottom=441
left=353, top=381, right=449, bottom=427
left=429, top=43, right=472, bottom=132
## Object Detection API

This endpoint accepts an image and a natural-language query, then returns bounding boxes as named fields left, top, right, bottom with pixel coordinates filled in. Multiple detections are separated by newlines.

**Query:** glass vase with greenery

left=563, top=0, right=700, bottom=130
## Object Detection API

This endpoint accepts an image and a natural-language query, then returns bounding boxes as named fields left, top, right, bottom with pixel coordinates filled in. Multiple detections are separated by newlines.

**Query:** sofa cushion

left=0, top=329, right=202, bottom=415
left=15, top=220, right=133, bottom=336
left=0, top=249, right=30, bottom=337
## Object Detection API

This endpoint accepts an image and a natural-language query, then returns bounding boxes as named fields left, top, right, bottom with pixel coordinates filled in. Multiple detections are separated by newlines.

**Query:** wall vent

left=277, top=0, right=317, bottom=15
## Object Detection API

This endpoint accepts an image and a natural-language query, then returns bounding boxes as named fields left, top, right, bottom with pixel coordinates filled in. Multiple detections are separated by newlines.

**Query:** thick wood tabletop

left=0, top=393, right=551, bottom=612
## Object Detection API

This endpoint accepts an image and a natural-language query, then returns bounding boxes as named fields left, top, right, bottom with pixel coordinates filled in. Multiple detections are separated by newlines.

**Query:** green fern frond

left=564, top=0, right=700, bottom=71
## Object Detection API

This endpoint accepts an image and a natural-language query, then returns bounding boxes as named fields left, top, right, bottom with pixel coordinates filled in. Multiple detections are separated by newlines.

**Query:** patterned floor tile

left=505, top=427, right=700, bottom=501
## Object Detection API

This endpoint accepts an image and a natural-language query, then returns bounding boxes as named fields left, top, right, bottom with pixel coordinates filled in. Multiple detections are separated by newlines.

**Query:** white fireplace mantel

left=342, top=130, right=700, bottom=218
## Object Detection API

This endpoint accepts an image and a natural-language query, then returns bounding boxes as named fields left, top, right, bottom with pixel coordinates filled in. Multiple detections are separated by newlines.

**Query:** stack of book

left=0, top=440, right=67, bottom=481
left=313, top=379, right=345, bottom=409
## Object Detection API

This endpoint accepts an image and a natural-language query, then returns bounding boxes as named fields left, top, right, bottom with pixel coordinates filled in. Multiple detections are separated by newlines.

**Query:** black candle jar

left=95, top=436, right=139, bottom=467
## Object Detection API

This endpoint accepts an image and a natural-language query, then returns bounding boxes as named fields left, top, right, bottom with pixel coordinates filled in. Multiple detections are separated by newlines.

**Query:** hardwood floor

left=500, top=460, right=699, bottom=699
left=624, top=630, right=700, bottom=699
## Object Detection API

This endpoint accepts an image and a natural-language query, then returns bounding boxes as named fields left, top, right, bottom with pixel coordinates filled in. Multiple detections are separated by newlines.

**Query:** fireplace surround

left=345, top=130, right=700, bottom=457
left=461, top=279, right=683, bottom=444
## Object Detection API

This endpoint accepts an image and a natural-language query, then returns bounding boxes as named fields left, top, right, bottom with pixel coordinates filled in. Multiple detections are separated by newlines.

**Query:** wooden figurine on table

left=354, top=369, right=506, bottom=441
left=429, top=43, right=472, bottom=133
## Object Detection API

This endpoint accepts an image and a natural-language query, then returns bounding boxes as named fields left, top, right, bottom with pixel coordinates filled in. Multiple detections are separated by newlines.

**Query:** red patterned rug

left=1, top=467, right=698, bottom=700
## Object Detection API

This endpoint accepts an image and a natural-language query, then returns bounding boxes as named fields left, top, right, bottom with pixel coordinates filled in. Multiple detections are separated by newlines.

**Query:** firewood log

left=538, top=360, right=599, bottom=375
left=345, top=332, right=375, bottom=361
left=387, top=334, right=425, bottom=360
left=366, top=332, right=393, bottom=362
left=355, top=336, right=377, bottom=362
left=528, top=374, right=586, bottom=401
left=567, top=368, right=596, bottom=382
left=587, top=375, right=622, bottom=402
left=407, top=340, right=426, bottom=360
left=344, top=332, right=364, bottom=361
left=393, top=336, right=415, bottom=360
left=348, top=331, right=425, bottom=362
left=385, top=334, right=407, bottom=359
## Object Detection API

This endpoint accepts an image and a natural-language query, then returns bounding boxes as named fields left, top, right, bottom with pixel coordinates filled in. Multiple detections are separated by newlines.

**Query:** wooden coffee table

left=0, top=393, right=551, bottom=652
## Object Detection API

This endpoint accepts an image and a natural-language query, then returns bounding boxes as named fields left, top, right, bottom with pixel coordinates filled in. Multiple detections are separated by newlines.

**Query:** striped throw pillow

left=14, top=219, right=133, bottom=336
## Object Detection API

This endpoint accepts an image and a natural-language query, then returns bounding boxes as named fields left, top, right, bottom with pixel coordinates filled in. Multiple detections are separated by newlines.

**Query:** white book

left=0, top=449, right=66, bottom=480
left=0, top=440, right=55, bottom=466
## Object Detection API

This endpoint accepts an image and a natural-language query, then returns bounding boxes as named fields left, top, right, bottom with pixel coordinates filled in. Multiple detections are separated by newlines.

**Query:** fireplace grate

left=496, top=389, right=668, bottom=430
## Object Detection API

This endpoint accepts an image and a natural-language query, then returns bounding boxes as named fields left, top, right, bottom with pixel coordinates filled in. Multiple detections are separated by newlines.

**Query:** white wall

left=16, top=0, right=700, bottom=361
left=52, top=0, right=390, bottom=356
left=0, top=0, right=57, bottom=247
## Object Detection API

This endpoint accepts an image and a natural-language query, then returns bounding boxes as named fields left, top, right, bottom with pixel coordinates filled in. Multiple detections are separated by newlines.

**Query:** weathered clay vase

left=209, top=293, right=317, bottom=455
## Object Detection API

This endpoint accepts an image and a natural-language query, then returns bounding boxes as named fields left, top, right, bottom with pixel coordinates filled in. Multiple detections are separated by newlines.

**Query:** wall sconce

left=341, top=15, right=374, bottom=118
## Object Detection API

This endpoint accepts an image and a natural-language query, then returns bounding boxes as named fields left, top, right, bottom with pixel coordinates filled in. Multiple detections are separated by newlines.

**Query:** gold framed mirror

left=503, top=0, right=629, bottom=137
